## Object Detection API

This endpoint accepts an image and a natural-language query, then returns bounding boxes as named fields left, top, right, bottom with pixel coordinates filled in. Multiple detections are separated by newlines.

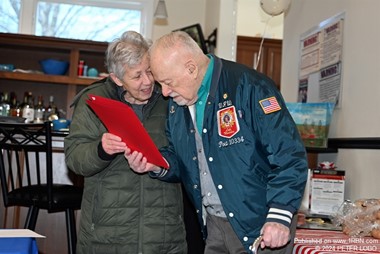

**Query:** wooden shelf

left=306, top=147, right=338, bottom=153
left=0, top=32, right=108, bottom=52
left=327, top=137, right=380, bottom=150
left=0, top=71, right=102, bottom=86
left=306, top=137, right=380, bottom=153
left=0, top=33, right=108, bottom=119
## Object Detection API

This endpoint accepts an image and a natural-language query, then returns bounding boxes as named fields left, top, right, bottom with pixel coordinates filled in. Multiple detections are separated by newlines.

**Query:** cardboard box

left=310, top=169, right=345, bottom=215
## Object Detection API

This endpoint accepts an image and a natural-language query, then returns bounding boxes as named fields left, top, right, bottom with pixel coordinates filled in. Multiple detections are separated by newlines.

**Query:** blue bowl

left=40, top=59, right=69, bottom=75
left=52, top=119, right=71, bottom=131
left=0, top=64, right=14, bottom=71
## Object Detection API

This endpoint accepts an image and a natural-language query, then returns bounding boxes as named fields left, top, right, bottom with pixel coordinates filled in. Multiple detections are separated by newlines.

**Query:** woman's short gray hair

left=106, top=31, right=150, bottom=80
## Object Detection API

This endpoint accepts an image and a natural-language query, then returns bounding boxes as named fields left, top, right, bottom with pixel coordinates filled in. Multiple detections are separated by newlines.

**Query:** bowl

left=39, top=59, right=69, bottom=75
left=0, top=64, right=14, bottom=72
left=52, top=119, right=71, bottom=131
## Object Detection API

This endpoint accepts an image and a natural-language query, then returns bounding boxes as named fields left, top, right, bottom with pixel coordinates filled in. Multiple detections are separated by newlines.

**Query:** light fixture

left=154, top=0, right=168, bottom=19
left=260, top=0, right=291, bottom=16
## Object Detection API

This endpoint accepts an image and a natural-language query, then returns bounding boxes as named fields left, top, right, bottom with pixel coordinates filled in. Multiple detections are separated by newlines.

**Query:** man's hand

left=124, top=147, right=161, bottom=173
left=260, top=222, right=290, bottom=249
left=101, top=133, right=126, bottom=155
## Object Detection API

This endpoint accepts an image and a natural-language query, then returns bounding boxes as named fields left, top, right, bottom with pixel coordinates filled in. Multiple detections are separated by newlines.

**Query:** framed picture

left=174, top=23, right=208, bottom=54
left=286, top=102, right=335, bottom=148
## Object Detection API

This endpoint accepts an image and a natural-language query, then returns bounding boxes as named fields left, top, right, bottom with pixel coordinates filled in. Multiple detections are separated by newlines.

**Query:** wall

left=152, top=0, right=270, bottom=61
left=236, top=0, right=285, bottom=39
left=282, top=0, right=380, bottom=201
left=152, top=0, right=238, bottom=61
left=152, top=0, right=206, bottom=40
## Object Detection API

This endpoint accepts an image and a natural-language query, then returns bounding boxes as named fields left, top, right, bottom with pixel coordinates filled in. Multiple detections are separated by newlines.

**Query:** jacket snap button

left=229, top=212, right=234, bottom=217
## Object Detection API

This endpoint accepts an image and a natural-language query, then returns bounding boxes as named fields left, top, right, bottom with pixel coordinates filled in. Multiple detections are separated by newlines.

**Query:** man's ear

left=185, top=60, right=197, bottom=77
left=110, top=73, right=123, bottom=87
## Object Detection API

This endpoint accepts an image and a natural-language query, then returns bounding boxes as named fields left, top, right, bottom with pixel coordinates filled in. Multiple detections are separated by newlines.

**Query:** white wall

left=152, top=0, right=277, bottom=39
left=236, top=0, right=285, bottom=39
left=152, top=0, right=206, bottom=40
left=282, top=0, right=380, bottom=201
left=152, top=0, right=277, bottom=60
left=152, top=0, right=239, bottom=61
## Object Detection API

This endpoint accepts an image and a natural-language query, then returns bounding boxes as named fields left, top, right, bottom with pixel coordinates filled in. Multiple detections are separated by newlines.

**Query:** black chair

left=0, top=121, right=83, bottom=254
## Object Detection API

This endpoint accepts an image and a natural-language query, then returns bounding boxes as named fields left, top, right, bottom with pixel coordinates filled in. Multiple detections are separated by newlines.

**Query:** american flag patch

left=259, top=96, right=281, bottom=114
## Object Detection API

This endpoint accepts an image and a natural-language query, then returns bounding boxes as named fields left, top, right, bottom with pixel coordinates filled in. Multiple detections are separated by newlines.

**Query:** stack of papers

left=0, top=229, right=45, bottom=238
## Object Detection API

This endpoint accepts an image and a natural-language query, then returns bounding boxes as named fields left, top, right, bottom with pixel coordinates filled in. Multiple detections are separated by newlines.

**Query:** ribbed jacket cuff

left=149, top=168, right=169, bottom=178
left=265, top=208, right=293, bottom=228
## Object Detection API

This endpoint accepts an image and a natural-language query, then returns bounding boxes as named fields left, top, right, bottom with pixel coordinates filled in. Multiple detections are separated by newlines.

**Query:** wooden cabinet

left=0, top=33, right=108, bottom=119
left=236, top=36, right=282, bottom=89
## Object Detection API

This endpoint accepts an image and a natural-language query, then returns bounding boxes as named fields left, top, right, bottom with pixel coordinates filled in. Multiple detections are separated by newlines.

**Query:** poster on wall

left=298, top=12, right=345, bottom=107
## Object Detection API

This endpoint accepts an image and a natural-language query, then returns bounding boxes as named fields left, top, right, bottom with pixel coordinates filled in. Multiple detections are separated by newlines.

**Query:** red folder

left=86, top=94, right=169, bottom=169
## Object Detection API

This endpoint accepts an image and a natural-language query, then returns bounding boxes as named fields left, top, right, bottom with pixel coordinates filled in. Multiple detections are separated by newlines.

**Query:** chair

left=0, top=121, right=83, bottom=254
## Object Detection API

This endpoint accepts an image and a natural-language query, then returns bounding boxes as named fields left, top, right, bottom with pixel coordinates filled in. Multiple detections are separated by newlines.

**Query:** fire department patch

left=217, top=106, right=240, bottom=138
left=259, top=96, right=281, bottom=114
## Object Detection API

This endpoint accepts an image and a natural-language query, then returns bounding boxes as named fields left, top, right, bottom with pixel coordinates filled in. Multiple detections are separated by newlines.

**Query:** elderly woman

left=64, top=31, right=187, bottom=254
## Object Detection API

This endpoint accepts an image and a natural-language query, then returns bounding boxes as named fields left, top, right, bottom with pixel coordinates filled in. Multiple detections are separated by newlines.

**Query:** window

left=0, top=0, right=153, bottom=42
left=0, top=0, right=20, bottom=34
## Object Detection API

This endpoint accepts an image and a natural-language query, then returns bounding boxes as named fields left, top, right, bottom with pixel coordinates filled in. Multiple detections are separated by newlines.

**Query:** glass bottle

left=45, top=95, right=59, bottom=121
left=9, top=93, right=21, bottom=117
left=0, top=92, right=3, bottom=116
left=34, top=95, right=45, bottom=123
left=22, top=92, right=35, bottom=123
left=19, top=91, right=29, bottom=117
left=0, top=92, right=11, bottom=116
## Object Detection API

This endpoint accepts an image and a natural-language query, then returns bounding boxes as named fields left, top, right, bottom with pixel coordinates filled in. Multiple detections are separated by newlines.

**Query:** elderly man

left=125, top=31, right=308, bottom=254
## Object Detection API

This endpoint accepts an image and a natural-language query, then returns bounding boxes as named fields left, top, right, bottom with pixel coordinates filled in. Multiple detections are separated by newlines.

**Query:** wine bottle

left=22, top=92, right=35, bottom=123
left=0, top=92, right=10, bottom=116
left=9, top=92, right=21, bottom=117
left=45, top=95, right=59, bottom=121
left=34, top=95, right=45, bottom=123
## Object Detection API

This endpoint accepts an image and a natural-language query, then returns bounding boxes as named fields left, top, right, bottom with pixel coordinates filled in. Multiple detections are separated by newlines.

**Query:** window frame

left=17, top=0, right=154, bottom=39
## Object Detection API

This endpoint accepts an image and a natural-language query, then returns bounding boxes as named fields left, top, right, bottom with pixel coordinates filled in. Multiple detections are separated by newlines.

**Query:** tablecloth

left=294, top=229, right=380, bottom=254
left=0, top=237, right=38, bottom=254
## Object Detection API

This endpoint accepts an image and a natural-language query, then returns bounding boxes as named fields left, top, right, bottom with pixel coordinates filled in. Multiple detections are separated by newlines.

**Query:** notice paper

left=0, top=229, right=45, bottom=238
left=86, top=94, right=169, bottom=169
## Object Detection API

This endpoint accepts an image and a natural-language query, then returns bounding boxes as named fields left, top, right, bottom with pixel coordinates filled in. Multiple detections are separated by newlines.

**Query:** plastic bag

left=333, top=199, right=380, bottom=238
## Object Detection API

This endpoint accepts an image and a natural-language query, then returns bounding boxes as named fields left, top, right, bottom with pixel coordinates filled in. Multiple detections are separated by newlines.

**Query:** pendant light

left=154, top=0, right=168, bottom=19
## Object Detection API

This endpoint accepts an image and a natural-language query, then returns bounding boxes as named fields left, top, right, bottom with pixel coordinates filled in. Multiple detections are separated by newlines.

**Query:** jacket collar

left=207, top=54, right=222, bottom=103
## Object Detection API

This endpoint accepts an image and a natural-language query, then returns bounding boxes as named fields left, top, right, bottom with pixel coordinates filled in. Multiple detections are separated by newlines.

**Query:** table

left=294, top=229, right=380, bottom=254
left=0, top=237, right=38, bottom=254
